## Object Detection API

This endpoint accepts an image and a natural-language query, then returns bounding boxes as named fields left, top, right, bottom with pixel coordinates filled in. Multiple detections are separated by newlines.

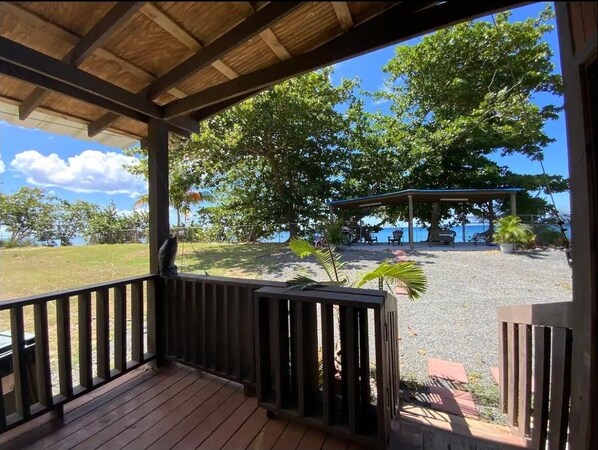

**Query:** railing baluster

left=78, top=292, right=92, bottom=389
left=33, top=302, right=52, bottom=408
left=272, top=298, right=289, bottom=409
left=146, top=278, right=157, bottom=357
left=499, top=321, right=508, bottom=413
left=532, top=326, right=551, bottom=449
left=96, top=288, right=110, bottom=380
left=220, top=284, right=229, bottom=374
left=321, top=303, right=335, bottom=426
left=255, top=294, right=271, bottom=404
left=548, top=327, right=572, bottom=450
left=358, top=307, right=370, bottom=423
left=231, top=286, right=241, bottom=379
left=131, top=281, right=144, bottom=363
left=114, top=284, right=126, bottom=372
left=180, top=280, right=188, bottom=361
left=190, top=280, right=198, bottom=365
left=245, top=287, right=255, bottom=382
left=0, top=361, right=5, bottom=430
left=517, top=324, right=532, bottom=437
left=210, top=283, right=218, bottom=369
left=295, top=301, right=318, bottom=417
left=507, top=322, right=519, bottom=426
left=56, top=295, right=73, bottom=400
left=200, top=281, right=207, bottom=367
left=10, top=306, right=30, bottom=419
left=344, top=306, right=359, bottom=434
left=374, top=306, right=385, bottom=441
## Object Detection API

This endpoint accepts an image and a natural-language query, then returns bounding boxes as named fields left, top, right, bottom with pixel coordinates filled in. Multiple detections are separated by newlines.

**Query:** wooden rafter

left=232, top=2, right=292, bottom=61
left=164, top=0, right=522, bottom=119
left=331, top=2, right=353, bottom=32
left=0, top=37, right=198, bottom=135
left=0, top=3, right=187, bottom=123
left=16, top=2, right=144, bottom=120
left=139, top=3, right=239, bottom=79
left=146, top=2, right=302, bottom=99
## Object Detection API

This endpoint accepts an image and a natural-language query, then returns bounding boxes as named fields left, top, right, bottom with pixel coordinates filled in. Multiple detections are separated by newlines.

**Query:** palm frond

left=355, top=261, right=427, bottom=300
left=132, top=194, right=149, bottom=210
left=289, top=238, right=347, bottom=285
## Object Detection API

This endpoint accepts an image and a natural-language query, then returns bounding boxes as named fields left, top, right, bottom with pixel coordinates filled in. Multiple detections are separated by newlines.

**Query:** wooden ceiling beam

left=16, top=2, right=144, bottom=120
left=192, top=88, right=264, bottom=121
left=0, top=37, right=198, bottom=135
left=139, top=3, right=239, bottom=80
left=232, top=2, right=292, bottom=61
left=146, top=2, right=302, bottom=99
left=163, top=0, right=522, bottom=119
left=0, top=3, right=187, bottom=121
left=331, top=2, right=353, bottom=32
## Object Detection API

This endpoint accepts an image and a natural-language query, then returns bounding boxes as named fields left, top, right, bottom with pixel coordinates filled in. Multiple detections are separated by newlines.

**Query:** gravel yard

left=255, top=245, right=572, bottom=411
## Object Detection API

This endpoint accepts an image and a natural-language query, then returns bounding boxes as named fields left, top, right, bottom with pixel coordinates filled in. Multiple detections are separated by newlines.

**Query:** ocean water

left=261, top=223, right=572, bottom=244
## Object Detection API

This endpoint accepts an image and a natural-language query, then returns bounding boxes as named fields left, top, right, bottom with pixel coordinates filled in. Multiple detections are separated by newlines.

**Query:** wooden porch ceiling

left=0, top=1, right=524, bottom=145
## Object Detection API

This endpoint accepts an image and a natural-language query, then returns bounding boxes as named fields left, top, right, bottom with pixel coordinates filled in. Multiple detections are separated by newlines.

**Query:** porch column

left=510, top=193, right=517, bottom=217
left=408, top=195, right=414, bottom=250
left=147, top=118, right=169, bottom=365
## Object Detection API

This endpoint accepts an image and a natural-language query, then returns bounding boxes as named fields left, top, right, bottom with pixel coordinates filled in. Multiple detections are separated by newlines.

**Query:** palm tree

left=132, top=189, right=213, bottom=227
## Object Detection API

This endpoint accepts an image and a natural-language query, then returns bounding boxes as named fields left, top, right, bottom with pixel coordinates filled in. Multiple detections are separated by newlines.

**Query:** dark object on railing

left=158, top=234, right=178, bottom=276
left=0, top=331, right=37, bottom=417
left=163, top=274, right=284, bottom=391
left=497, top=301, right=572, bottom=449
left=254, top=285, right=398, bottom=448
left=0, top=275, right=156, bottom=434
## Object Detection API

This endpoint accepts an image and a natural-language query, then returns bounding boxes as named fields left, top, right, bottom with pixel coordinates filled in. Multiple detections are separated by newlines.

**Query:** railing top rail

left=0, top=274, right=156, bottom=310
left=497, top=301, right=572, bottom=329
left=255, top=285, right=389, bottom=308
left=169, top=273, right=287, bottom=289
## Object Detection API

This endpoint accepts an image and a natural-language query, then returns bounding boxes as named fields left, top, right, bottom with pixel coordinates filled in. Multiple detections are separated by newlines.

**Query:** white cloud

left=10, top=149, right=147, bottom=195
left=0, top=153, right=5, bottom=174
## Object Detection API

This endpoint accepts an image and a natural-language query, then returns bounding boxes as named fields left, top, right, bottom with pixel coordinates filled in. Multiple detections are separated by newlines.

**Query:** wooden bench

left=428, top=229, right=456, bottom=247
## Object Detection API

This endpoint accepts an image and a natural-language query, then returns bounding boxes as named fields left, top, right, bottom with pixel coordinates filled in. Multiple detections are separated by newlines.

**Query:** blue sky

left=0, top=2, right=569, bottom=220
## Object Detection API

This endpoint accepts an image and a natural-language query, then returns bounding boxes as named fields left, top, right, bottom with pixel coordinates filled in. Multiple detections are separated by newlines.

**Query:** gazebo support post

left=147, top=118, right=170, bottom=367
left=408, top=194, right=414, bottom=250
left=510, top=192, right=517, bottom=217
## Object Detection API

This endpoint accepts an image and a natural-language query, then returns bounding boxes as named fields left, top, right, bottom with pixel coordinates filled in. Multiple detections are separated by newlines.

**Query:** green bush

left=534, top=226, right=564, bottom=246
left=323, top=219, right=345, bottom=245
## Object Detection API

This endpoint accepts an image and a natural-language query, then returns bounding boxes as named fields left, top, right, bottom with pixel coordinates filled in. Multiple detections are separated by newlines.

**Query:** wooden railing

left=497, top=301, right=573, bottom=449
left=254, top=286, right=398, bottom=449
left=0, top=275, right=156, bottom=433
left=163, top=274, right=285, bottom=390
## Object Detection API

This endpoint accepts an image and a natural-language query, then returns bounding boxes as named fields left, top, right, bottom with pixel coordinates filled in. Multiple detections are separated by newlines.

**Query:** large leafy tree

left=0, top=187, right=56, bottom=244
left=347, top=6, right=567, bottom=228
left=186, top=68, right=360, bottom=239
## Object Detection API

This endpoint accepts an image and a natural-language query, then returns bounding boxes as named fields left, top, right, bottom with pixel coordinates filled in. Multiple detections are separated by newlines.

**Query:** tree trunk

left=430, top=202, right=441, bottom=229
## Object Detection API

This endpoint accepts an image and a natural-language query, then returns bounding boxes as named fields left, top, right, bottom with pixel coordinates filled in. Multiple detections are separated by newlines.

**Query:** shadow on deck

left=0, top=363, right=363, bottom=450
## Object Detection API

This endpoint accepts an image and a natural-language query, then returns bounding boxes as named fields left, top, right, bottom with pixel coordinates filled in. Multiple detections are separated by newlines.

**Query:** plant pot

left=499, top=243, right=515, bottom=253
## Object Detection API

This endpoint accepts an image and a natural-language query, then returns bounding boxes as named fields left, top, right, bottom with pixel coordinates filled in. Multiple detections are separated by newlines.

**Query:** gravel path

left=254, top=246, right=572, bottom=388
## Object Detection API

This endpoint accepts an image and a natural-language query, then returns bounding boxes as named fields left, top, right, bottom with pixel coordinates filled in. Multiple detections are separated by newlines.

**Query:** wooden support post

left=408, top=195, right=414, bottom=250
left=510, top=193, right=517, bottom=217
left=147, top=118, right=170, bottom=366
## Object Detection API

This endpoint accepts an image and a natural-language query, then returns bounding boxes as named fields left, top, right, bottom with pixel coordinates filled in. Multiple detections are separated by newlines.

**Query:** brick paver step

left=427, top=358, right=469, bottom=384
left=427, top=386, right=479, bottom=418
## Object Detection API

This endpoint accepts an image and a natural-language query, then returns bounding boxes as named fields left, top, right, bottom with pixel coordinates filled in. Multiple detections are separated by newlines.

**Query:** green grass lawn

left=0, top=242, right=288, bottom=300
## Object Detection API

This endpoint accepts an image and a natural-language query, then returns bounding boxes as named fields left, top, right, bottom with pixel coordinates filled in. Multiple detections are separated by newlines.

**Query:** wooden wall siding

left=18, top=2, right=115, bottom=38
left=497, top=302, right=573, bottom=448
left=0, top=275, right=155, bottom=434
left=101, top=14, right=194, bottom=79
left=254, top=286, right=399, bottom=449
left=270, top=3, right=342, bottom=57
left=568, top=2, right=598, bottom=54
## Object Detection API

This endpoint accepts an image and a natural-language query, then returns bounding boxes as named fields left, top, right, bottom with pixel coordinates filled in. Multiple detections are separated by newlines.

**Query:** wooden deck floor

left=0, top=363, right=363, bottom=450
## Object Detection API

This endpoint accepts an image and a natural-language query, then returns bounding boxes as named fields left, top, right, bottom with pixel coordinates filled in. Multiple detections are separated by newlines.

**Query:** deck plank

left=121, top=376, right=229, bottom=450
left=146, top=380, right=239, bottom=449
left=24, top=365, right=192, bottom=450
left=65, top=370, right=203, bottom=450
left=171, top=385, right=246, bottom=449
left=10, top=363, right=361, bottom=450
left=196, top=396, right=259, bottom=449
left=97, top=373, right=216, bottom=449
left=221, top=407, right=269, bottom=450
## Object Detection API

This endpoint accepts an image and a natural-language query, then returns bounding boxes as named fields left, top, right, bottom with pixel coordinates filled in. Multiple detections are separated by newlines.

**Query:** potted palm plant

left=493, top=215, right=535, bottom=253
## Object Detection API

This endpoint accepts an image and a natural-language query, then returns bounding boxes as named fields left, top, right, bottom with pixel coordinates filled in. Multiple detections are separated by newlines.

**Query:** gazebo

left=329, top=188, right=523, bottom=249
